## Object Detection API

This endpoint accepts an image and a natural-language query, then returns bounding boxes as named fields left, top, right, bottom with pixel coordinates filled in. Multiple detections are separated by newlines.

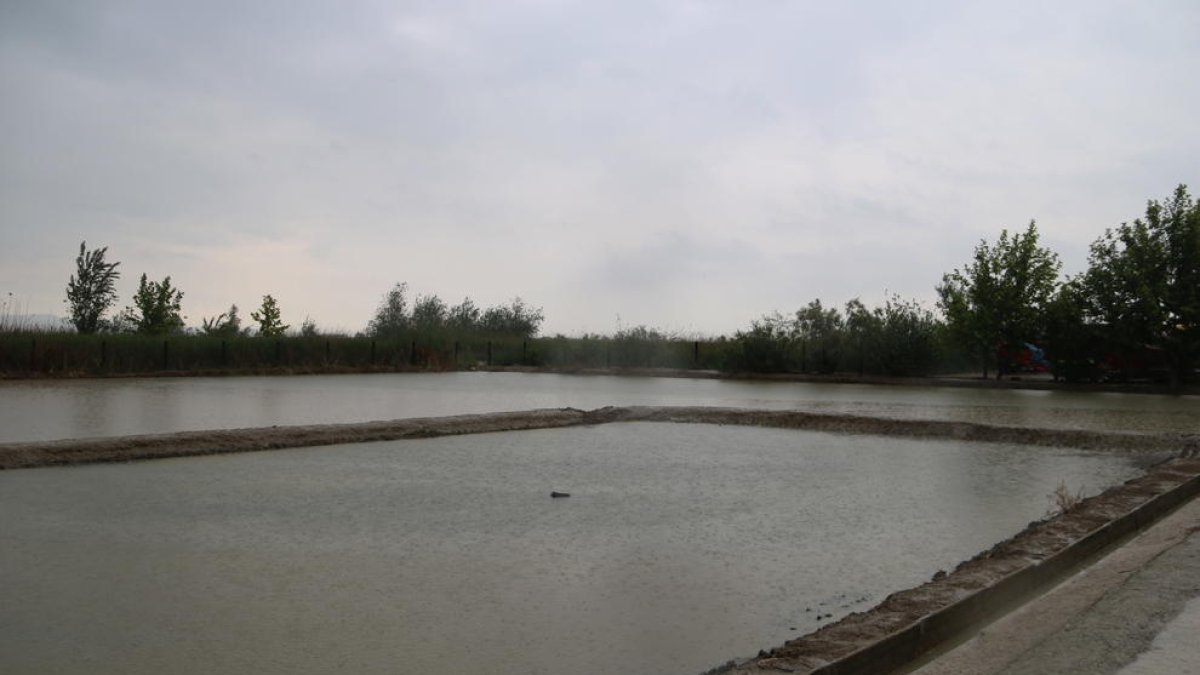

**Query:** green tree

left=367, top=282, right=410, bottom=337
left=1042, top=280, right=1101, bottom=382
left=1080, top=185, right=1200, bottom=386
left=251, top=295, right=289, bottom=337
left=480, top=297, right=544, bottom=337
left=937, top=222, right=1061, bottom=378
left=123, top=274, right=185, bottom=335
left=201, top=304, right=246, bottom=337
left=447, top=297, right=482, bottom=332
left=299, top=316, right=319, bottom=337
left=793, top=299, right=844, bottom=373
left=411, top=293, right=448, bottom=330
left=65, top=241, right=121, bottom=333
left=845, top=295, right=941, bottom=376
left=730, top=312, right=796, bottom=373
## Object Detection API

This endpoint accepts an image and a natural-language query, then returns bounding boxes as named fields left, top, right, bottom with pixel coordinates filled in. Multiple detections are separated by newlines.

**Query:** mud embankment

left=2, top=405, right=1197, bottom=471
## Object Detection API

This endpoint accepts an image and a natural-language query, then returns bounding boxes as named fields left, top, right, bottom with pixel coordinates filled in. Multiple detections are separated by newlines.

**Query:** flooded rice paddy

left=1, top=373, right=1193, bottom=673
left=1, top=371, right=1197, bottom=442
left=1, top=422, right=1147, bottom=675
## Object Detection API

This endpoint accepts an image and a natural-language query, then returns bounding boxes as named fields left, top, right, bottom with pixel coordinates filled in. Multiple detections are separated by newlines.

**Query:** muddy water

left=0, top=423, right=1144, bottom=675
left=1, top=372, right=1196, bottom=442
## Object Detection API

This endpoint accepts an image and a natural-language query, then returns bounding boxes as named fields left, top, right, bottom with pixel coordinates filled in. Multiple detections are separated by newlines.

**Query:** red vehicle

left=997, top=342, right=1050, bottom=375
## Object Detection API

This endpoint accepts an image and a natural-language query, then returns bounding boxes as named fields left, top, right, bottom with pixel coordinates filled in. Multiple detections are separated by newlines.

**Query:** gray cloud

left=2, top=0, right=1197, bottom=335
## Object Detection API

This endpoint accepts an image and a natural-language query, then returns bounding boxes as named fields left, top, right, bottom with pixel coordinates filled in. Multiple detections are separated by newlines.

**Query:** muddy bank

left=0, top=408, right=589, bottom=470
left=2, top=405, right=1195, bottom=472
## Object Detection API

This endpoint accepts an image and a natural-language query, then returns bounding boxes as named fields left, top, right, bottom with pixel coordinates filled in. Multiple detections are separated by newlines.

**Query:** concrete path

left=908, top=496, right=1200, bottom=675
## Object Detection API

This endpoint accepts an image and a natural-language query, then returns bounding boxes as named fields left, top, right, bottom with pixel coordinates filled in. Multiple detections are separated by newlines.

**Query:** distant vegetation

left=1, top=185, right=1196, bottom=385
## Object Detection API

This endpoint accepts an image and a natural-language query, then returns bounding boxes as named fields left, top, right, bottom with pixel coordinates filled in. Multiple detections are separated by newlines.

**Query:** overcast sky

left=2, top=1, right=1197, bottom=336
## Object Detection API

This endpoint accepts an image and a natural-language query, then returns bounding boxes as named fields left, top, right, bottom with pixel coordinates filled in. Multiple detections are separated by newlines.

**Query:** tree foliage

left=366, top=283, right=544, bottom=338
left=846, top=295, right=940, bottom=376
left=201, top=304, right=247, bottom=337
left=411, top=294, right=448, bottom=330
left=252, top=295, right=289, bottom=337
left=251, top=295, right=289, bottom=337
left=1079, top=185, right=1199, bottom=384
left=65, top=241, right=121, bottom=333
left=367, top=282, right=410, bottom=337
left=299, top=316, right=319, bottom=337
left=729, top=296, right=940, bottom=375
left=479, top=297, right=544, bottom=338
left=937, top=221, right=1061, bottom=377
left=123, top=274, right=185, bottom=335
left=447, top=297, right=481, bottom=332
left=793, top=299, right=844, bottom=373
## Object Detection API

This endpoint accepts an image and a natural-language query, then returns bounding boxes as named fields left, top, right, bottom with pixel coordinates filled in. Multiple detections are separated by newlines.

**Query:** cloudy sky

left=2, top=1, right=1197, bottom=335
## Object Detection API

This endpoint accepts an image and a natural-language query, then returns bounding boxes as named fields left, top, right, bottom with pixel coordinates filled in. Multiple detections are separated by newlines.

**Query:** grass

left=1046, top=480, right=1086, bottom=516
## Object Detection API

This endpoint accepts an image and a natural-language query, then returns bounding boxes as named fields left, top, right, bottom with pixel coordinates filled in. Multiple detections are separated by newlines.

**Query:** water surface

left=0, top=423, right=1144, bottom=674
left=1, top=372, right=1196, bottom=442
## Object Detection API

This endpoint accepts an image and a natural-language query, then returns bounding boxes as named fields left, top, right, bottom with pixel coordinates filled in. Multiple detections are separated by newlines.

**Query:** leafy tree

left=123, top=274, right=185, bottom=335
left=937, top=222, right=1061, bottom=378
left=845, top=295, right=940, bottom=376
left=251, top=295, right=289, bottom=337
left=367, top=282, right=410, bottom=337
left=480, top=297, right=544, bottom=337
left=1080, top=185, right=1199, bottom=385
left=730, top=312, right=797, bottom=373
left=65, top=241, right=121, bottom=333
left=875, top=296, right=940, bottom=376
left=794, top=299, right=844, bottom=373
left=299, top=316, right=319, bottom=337
left=201, top=304, right=246, bottom=337
left=1042, top=280, right=1102, bottom=382
left=411, top=293, right=448, bottom=330
left=447, top=297, right=482, bottom=332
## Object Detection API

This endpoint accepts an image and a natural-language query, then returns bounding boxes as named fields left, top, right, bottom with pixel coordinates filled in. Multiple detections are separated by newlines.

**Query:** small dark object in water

left=551, top=491, right=570, bottom=498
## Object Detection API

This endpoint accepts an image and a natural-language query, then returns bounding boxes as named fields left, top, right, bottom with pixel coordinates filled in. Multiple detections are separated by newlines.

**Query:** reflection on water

left=1, top=372, right=1197, bottom=442
left=0, top=423, right=1143, bottom=675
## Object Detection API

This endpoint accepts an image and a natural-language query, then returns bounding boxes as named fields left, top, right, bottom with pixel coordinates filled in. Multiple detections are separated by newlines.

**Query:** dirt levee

left=2, top=405, right=1196, bottom=471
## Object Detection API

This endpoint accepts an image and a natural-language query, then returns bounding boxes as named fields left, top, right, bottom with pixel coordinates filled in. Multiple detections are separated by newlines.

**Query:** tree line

left=726, top=184, right=1199, bottom=386
left=939, top=185, right=1198, bottom=386
left=62, top=246, right=544, bottom=340
left=41, top=183, right=1200, bottom=385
